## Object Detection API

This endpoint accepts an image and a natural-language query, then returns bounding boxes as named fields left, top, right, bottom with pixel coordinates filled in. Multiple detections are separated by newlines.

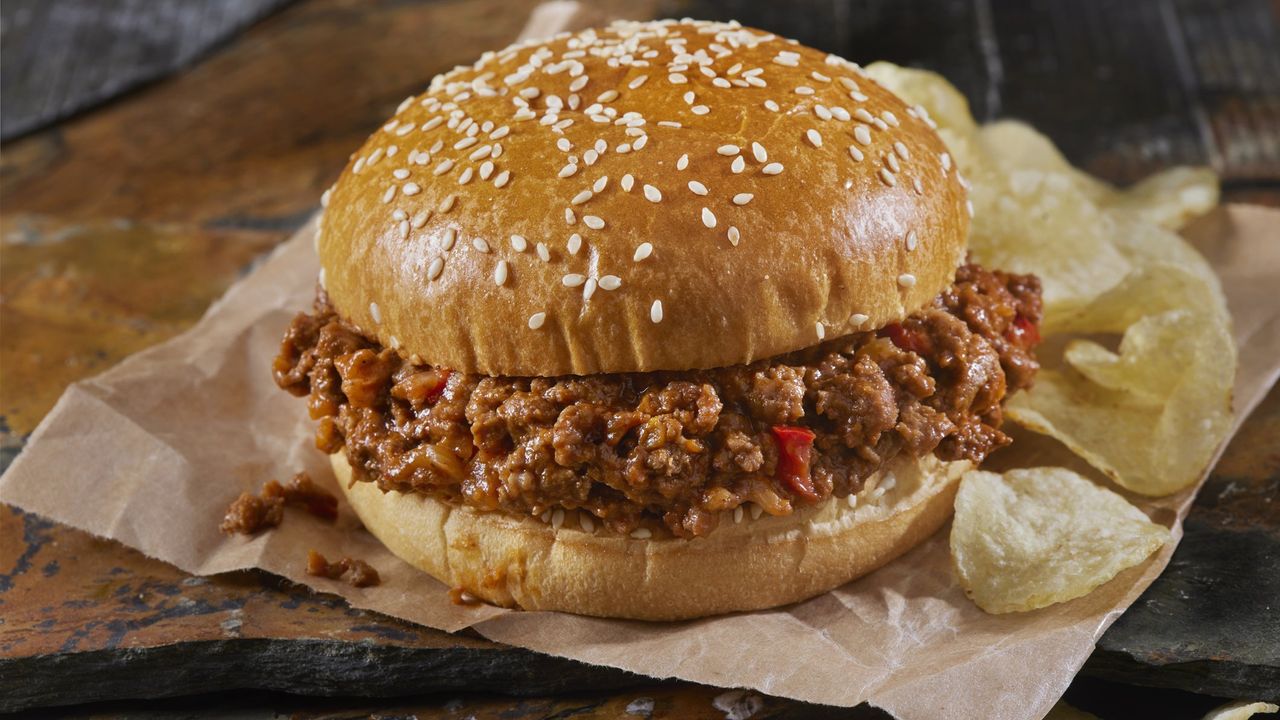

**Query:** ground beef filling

left=274, top=264, right=1042, bottom=539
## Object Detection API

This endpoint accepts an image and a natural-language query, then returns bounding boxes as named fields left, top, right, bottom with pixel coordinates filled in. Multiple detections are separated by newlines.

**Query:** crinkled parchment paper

left=2, top=8, right=1278, bottom=718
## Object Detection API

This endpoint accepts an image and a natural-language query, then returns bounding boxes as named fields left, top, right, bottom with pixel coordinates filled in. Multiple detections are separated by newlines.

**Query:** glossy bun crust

left=318, top=19, right=970, bottom=376
left=333, top=450, right=968, bottom=620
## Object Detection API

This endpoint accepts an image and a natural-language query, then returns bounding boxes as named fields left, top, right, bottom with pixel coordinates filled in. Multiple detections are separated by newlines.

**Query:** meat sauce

left=274, top=264, right=1041, bottom=538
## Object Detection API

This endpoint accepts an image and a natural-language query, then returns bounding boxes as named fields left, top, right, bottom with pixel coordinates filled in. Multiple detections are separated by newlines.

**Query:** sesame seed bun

left=317, top=19, right=970, bottom=375
left=333, top=450, right=968, bottom=620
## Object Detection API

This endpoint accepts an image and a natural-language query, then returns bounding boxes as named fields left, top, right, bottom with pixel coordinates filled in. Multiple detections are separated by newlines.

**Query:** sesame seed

left=750, top=504, right=763, bottom=520
left=879, top=168, right=897, bottom=186
left=582, top=277, right=598, bottom=301
left=583, top=215, right=605, bottom=230
left=472, top=237, right=490, bottom=253
left=713, top=77, right=731, bottom=88
left=806, top=129, right=823, bottom=147
left=683, top=90, right=696, bottom=105
left=650, top=300, right=664, bottom=324
left=556, top=137, right=572, bottom=152
left=872, top=117, right=889, bottom=131
left=816, top=322, right=825, bottom=340
left=881, top=110, right=900, bottom=127
left=571, top=189, right=594, bottom=205
left=593, top=175, right=608, bottom=193
left=831, top=106, right=851, bottom=121
left=493, top=170, right=510, bottom=188
left=442, top=228, right=456, bottom=250
left=510, top=234, right=527, bottom=252
left=677, top=154, right=689, bottom=170
left=411, top=210, right=430, bottom=228
left=848, top=145, right=865, bottom=162
left=894, top=141, right=910, bottom=160
left=490, top=125, right=510, bottom=139
left=567, top=233, right=582, bottom=255
left=564, top=208, right=576, bottom=225
left=727, top=225, right=741, bottom=246
left=854, top=108, right=875, bottom=123
left=815, top=105, right=833, bottom=121
left=730, top=155, right=746, bottom=173
left=762, top=162, right=784, bottom=175
left=370, top=302, right=382, bottom=323
left=392, top=209, right=407, bottom=221
left=906, top=231, right=918, bottom=251
left=580, top=513, right=595, bottom=533
left=658, top=120, right=682, bottom=128
left=569, top=76, right=588, bottom=92
left=966, top=199, right=975, bottom=217
left=643, top=184, right=662, bottom=202
left=912, top=177, right=924, bottom=195
left=628, top=75, right=649, bottom=89
left=440, top=194, right=457, bottom=213
left=599, top=275, right=621, bottom=290
left=886, top=153, right=901, bottom=172
left=850, top=91, right=868, bottom=102
left=454, top=136, right=478, bottom=150
left=688, top=180, right=708, bottom=195
left=479, top=161, right=494, bottom=180
left=850, top=312, right=869, bottom=327
left=621, top=174, right=635, bottom=191
left=717, top=144, right=740, bottom=156
left=457, top=167, right=474, bottom=184
left=750, top=142, right=767, bottom=162
left=732, top=193, right=753, bottom=205
left=393, top=168, right=410, bottom=180
left=764, top=99, right=780, bottom=112
left=537, top=242, right=550, bottom=262
left=701, top=207, right=717, bottom=228
left=397, top=219, right=409, bottom=239
left=427, top=257, right=444, bottom=280
left=382, top=186, right=396, bottom=204
left=433, top=159, right=454, bottom=176
left=811, top=71, right=832, bottom=82
left=897, top=273, right=916, bottom=288
left=941, top=152, right=952, bottom=171
left=495, top=260, right=509, bottom=286
left=551, top=508, right=565, bottom=528
left=669, top=72, right=688, bottom=84
left=633, top=242, right=653, bottom=261
left=733, top=506, right=744, bottom=524
left=854, top=125, right=872, bottom=145
left=562, top=273, right=586, bottom=287
left=691, top=105, right=710, bottom=115
left=528, top=312, right=547, bottom=330
left=630, top=528, right=652, bottom=539
left=633, top=134, right=648, bottom=150
left=795, top=85, right=815, bottom=95
left=559, top=163, right=579, bottom=178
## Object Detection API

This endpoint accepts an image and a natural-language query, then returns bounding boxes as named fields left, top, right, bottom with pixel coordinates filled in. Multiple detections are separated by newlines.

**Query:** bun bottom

left=333, top=451, right=967, bottom=620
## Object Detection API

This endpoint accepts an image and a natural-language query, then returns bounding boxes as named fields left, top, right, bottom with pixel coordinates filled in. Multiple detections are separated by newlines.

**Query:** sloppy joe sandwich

left=273, top=19, right=1043, bottom=619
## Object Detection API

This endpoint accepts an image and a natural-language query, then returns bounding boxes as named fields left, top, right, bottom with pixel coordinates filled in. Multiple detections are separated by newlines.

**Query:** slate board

left=0, top=0, right=295, bottom=140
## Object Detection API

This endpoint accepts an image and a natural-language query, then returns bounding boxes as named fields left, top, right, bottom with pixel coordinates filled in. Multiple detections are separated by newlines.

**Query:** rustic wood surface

left=1, top=0, right=1278, bottom=717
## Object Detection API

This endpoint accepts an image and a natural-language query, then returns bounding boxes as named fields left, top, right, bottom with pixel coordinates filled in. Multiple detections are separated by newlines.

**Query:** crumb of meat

left=263, top=471, right=339, bottom=522
left=220, top=492, right=284, bottom=535
left=306, top=550, right=381, bottom=587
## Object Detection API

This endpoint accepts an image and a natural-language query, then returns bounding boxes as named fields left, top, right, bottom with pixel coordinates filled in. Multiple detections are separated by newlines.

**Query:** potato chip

left=1202, top=702, right=1280, bottom=720
left=951, top=468, right=1169, bottom=613
left=1007, top=266, right=1235, bottom=495
left=1105, top=166, right=1220, bottom=230
left=866, top=62, right=1233, bottom=498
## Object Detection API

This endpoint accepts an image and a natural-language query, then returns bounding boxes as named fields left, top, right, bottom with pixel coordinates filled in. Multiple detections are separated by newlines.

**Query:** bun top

left=318, top=19, right=970, bottom=376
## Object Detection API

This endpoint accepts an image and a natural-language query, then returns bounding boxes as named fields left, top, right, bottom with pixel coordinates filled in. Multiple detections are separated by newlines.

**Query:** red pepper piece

left=770, top=425, right=819, bottom=502
left=879, top=322, right=930, bottom=355
left=424, top=368, right=452, bottom=404
left=1005, top=314, right=1041, bottom=347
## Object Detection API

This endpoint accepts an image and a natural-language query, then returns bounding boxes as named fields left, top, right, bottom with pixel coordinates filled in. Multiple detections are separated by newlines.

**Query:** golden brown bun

left=319, top=19, right=970, bottom=376
left=333, top=450, right=969, bottom=620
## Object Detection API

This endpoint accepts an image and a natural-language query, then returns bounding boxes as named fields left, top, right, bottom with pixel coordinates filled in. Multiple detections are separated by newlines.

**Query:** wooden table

left=3, top=1, right=1278, bottom=717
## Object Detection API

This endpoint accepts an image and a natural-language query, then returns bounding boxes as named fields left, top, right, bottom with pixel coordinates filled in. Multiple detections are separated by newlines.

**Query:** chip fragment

left=951, top=468, right=1169, bottom=614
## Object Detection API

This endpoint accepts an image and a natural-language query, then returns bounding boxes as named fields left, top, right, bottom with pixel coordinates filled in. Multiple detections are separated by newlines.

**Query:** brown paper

left=4, top=200, right=1276, bottom=717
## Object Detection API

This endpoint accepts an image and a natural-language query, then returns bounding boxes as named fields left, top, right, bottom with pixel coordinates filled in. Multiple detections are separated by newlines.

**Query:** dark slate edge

left=1082, top=652, right=1280, bottom=704
left=0, top=638, right=647, bottom=713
